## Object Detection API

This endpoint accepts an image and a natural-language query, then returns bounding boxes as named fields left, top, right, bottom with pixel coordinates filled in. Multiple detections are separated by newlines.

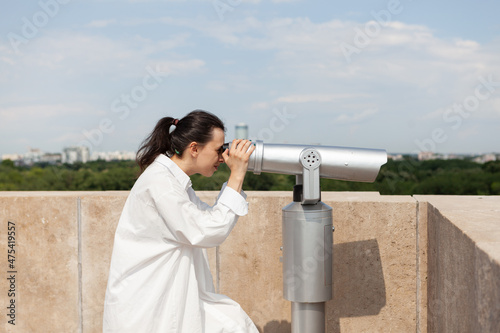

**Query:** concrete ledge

left=0, top=192, right=499, bottom=332
left=415, top=195, right=500, bottom=333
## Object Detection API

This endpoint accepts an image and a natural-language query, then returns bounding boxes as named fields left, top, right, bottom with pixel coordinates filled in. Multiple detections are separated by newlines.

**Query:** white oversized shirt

left=103, top=154, right=259, bottom=333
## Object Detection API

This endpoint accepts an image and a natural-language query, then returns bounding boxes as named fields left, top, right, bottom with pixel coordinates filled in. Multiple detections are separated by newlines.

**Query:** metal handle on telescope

left=299, top=148, right=321, bottom=205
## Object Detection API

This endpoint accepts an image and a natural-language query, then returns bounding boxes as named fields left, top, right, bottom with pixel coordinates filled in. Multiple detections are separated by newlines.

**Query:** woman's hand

left=223, top=139, right=255, bottom=193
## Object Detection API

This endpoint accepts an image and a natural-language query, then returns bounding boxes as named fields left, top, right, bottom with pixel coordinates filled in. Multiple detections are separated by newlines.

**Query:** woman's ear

left=188, top=142, right=199, bottom=158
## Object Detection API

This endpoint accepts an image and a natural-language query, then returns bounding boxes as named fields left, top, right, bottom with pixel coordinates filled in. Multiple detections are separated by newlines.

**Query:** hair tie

left=169, top=118, right=179, bottom=134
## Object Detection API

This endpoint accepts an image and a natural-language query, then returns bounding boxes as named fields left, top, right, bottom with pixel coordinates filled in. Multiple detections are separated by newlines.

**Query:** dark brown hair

left=136, top=110, right=225, bottom=173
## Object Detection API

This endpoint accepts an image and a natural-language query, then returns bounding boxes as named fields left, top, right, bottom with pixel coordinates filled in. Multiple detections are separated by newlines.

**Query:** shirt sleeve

left=215, top=182, right=248, bottom=216
left=153, top=183, right=248, bottom=248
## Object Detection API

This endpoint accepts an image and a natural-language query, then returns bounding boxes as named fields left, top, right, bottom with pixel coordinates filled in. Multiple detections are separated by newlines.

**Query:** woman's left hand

left=223, top=139, right=255, bottom=192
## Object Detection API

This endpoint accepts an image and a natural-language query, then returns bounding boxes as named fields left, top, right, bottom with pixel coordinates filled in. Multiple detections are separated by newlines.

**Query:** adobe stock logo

left=78, top=65, right=166, bottom=151
left=340, top=0, right=405, bottom=64
left=7, top=0, right=71, bottom=54
left=414, top=74, right=500, bottom=153
left=383, top=74, right=499, bottom=193
left=249, top=107, right=296, bottom=142
left=212, top=0, right=242, bottom=21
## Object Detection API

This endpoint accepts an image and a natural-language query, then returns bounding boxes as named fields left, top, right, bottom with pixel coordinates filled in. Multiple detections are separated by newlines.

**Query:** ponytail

left=136, top=110, right=225, bottom=173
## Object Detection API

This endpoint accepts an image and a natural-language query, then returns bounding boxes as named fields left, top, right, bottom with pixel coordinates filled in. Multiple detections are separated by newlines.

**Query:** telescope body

left=246, top=141, right=387, bottom=182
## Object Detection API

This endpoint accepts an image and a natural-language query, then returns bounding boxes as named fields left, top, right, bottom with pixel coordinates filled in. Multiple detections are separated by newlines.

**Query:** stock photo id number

left=6, top=221, right=17, bottom=326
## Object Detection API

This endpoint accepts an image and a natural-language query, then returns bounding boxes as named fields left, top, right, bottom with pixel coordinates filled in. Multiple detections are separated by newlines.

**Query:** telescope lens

left=218, top=143, right=230, bottom=156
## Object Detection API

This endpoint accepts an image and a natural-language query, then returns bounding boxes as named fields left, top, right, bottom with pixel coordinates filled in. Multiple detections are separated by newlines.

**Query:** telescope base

left=291, top=302, right=325, bottom=333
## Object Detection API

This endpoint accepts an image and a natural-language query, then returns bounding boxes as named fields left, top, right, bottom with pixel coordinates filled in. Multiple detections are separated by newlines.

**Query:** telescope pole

left=291, top=302, right=325, bottom=333
left=282, top=154, right=333, bottom=333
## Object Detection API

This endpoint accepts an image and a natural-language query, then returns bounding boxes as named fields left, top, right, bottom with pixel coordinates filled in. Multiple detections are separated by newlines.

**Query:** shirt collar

left=154, top=154, right=192, bottom=190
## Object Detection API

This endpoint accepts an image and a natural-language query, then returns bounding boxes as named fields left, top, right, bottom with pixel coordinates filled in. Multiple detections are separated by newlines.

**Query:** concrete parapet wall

left=415, top=196, right=500, bottom=333
left=0, top=192, right=498, bottom=332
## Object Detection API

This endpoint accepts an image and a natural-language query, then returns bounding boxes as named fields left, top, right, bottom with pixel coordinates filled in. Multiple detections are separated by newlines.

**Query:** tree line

left=1, top=157, right=499, bottom=195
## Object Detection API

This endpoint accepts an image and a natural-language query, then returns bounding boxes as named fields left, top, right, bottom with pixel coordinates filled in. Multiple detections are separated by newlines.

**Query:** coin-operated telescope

left=226, top=140, right=387, bottom=333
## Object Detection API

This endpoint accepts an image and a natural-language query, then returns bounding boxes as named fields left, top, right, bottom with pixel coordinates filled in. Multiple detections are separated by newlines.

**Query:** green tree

left=1, top=157, right=498, bottom=194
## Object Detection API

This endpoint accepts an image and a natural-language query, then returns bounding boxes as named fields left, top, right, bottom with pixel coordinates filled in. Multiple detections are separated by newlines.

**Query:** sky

left=1, top=0, right=499, bottom=156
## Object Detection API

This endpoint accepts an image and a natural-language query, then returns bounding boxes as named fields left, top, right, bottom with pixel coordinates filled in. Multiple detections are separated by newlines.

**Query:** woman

left=103, top=110, right=259, bottom=332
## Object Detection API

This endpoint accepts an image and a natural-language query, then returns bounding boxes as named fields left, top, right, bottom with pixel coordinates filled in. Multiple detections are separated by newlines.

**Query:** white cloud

left=335, top=108, right=379, bottom=124
left=2, top=9, right=499, bottom=154
left=155, top=59, right=205, bottom=75
left=456, top=124, right=480, bottom=140
left=250, top=101, right=270, bottom=110
left=155, top=15, right=499, bottom=140
left=420, top=107, right=446, bottom=121
left=275, top=93, right=362, bottom=103
left=276, top=94, right=335, bottom=103
left=48, top=131, right=90, bottom=146
left=473, top=96, right=500, bottom=119
left=86, top=19, right=117, bottom=28
left=490, top=97, right=500, bottom=118
left=206, top=80, right=228, bottom=92
left=0, top=56, right=15, bottom=66
left=204, top=74, right=254, bottom=93
left=129, top=0, right=186, bottom=2
left=0, top=104, right=94, bottom=124
left=1, top=31, right=196, bottom=80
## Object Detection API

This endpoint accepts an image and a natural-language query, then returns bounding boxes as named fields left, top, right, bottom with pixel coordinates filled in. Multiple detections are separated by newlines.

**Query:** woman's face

left=195, top=128, right=225, bottom=177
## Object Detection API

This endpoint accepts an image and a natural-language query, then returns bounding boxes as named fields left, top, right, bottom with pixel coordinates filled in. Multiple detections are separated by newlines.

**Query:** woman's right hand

left=223, top=139, right=255, bottom=193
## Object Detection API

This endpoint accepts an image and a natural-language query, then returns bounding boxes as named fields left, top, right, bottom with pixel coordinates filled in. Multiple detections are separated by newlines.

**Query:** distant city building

left=446, top=154, right=465, bottom=160
left=24, top=148, right=43, bottom=165
left=1, top=149, right=61, bottom=166
left=1, top=153, right=22, bottom=163
left=473, top=153, right=497, bottom=164
left=90, top=151, right=136, bottom=162
left=235, top=123, right=248, bottom=139
left=62, top=146, right=90, bottom=164
left=388, top=154, right=404, bottom=161
left=418, top=151, right=440, bottom=161
left=2, top=147, right=135, bottom=165
left=41, top=153, right=62, bottom=165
